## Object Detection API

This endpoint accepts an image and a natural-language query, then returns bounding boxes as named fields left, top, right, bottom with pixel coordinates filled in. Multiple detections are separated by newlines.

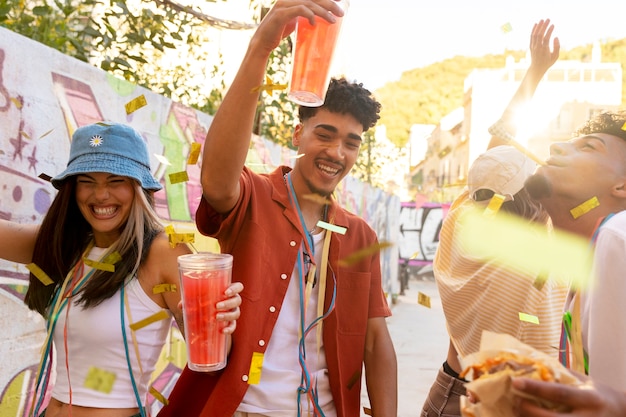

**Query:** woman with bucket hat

left=0, top=122, right=243, bottom=417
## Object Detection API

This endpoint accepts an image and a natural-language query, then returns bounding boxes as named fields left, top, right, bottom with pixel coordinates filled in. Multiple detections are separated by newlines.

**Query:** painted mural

left=0, top=27, right=400, bottom=416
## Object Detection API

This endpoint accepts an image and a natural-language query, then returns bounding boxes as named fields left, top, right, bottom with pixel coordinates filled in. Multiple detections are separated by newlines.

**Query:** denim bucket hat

left=51, top=123, right=162, bottom=191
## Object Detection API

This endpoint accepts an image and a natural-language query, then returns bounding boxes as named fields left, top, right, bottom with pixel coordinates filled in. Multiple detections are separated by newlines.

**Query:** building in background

left=408, top=44, right=623, bottom=203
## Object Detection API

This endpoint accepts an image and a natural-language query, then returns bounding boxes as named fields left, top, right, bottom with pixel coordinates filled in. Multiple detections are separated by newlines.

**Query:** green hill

left=376, top=39, right=626, bottom=147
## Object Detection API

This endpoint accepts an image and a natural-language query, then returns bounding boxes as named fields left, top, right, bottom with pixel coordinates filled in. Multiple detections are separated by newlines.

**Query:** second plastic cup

left=178, top=252, right=232, bottom=372
left=287, top=0, right=349, bottom=107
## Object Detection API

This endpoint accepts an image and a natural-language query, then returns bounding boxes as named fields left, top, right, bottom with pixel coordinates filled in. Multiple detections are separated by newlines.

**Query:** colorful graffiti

left=0, top=27, right=400, bottom=416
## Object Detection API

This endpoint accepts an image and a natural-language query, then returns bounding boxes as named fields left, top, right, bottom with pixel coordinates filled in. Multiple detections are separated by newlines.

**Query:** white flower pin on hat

left=89, top=135, right=103, bottom=147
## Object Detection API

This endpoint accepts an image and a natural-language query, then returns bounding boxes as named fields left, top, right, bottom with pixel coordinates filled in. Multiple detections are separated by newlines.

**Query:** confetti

left=501, top=22, right=513, bottom=33
left=338, top=241, right=394, bottom=267
left=84, top=367, right=116, bottom=393
left=38, top=129, right=54, bottom=139
left=153, top=283, right=177, bottom=294
left=187, top=142, right=202, bottom=165
left=417, top=292, right=431, bottom=308
left=168, top=232, right=195, bottom=248
left=10, top=97, right=22, bottom=109
left=621, top=122, right=626, bottom=131
left=363, top=407, right=372, bottom=416
left=169, top=171, right=189, bottom=184
left=317, top=221, right=347, bottom=235
left=251, top=75, right=288, bottom=96
left=103, top=251, right=122, bottom=265
left=38, top=173, right=52, bottom=182
left=570, top=196, right=599, bottom=219
left=20, top=131, right=31, bottom=139
left=150, top=386, right=169, bottom=405
left=84, top=258, right=115, bottom=272
left=154, top=153, right=171, bottom=166
left=26, top=263, right=54, bottom=286
left=248, top=352, right=264, bottom=384
left=483, top=194, right=506, bottom=217
left=519, top=312, right=539, bottom=324
left=125, top=94, right=147, bottom=115
left=457, top=206, right=593, bottom=288
left=129, top=310, right=170, bottom=331
left=533, top=273, right=548, bottom=291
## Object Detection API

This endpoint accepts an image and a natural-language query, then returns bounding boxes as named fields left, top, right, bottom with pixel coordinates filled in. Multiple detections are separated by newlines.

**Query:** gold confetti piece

left=457, top=206, right=593, bottom=288
left=154, top=153, right=171, bottom=166
left=38, top=129, right=54, bottom=139
left=519, top=312, right=539, bottom=324
left=417, top=292, right=431, bottom=308
left=129, top=310, right=170, bottom=331
left=20, top=131, right=31, bottom=139
left=484, top=194, right=506, bottom=217
left=26, top=263, right=54, bottom=286
left=621, top=122, right=626, bottom=131
left=125, top=94, right=147, bottom=115
left=83, top=258, right=115, bottom=272
left=570, top=196, right=599, bottom=219
left=38, top=173, right=52, bottom=182
left=501, top=22, right=513, bottom=33
left=10, top=97, right=22, bottom=109
left=317, top=221, right=347, bottom=235
left=169, top=171, right=189, bottom=184
left=301, top=193, right=332, bottom=205
left=150, top=386, right=169, bottom=405
left=187, top=142, right=201, bottom=165
left=103, top=251, right=122, bottom=265
left=168, top=232, right=195, bottom=248
left=248, top=352, right=264, bottom=385
left=84, top=367, right=116, bottom=393
left=338, top=241, right=394, bottom=267
left=363, top=407, right=372, bottom=416
left=250, top=75, right=288, bottom=96
left=153, top=283, right=177, bottom=294
left=533, top=273, right=548, bottom=291
left=165, top=225, right=176, bottom=234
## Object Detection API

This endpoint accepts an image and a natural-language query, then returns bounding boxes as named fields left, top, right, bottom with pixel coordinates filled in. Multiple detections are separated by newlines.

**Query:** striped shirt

left=435, top=191, right=567, bottom=358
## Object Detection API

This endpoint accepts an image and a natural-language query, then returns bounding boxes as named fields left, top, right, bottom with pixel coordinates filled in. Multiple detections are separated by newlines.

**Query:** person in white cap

left=0, top=122, right=243, bottom=417
left=421, top=19, right=568, bottom=417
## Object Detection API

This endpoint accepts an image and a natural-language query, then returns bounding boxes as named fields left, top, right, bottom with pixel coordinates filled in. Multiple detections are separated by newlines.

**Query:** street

left=361, top=277, right=449, bottom=416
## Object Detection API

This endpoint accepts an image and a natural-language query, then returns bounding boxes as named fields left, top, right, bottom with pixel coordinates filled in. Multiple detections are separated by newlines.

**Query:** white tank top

left=51, top=246, right=172, bottom=408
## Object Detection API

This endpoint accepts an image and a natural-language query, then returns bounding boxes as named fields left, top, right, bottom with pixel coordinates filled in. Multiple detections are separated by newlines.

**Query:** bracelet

left=488, top=118, right=516, bottom=142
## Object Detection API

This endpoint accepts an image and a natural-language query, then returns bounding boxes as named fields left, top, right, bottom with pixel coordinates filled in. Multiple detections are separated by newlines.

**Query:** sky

left=334, top=0, right=626, bottom=91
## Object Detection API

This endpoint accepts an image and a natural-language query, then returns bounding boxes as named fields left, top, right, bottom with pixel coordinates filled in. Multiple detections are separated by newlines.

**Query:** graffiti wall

left=0, top=27, right=400, bottom=416
left=397, top=202, right=449, bottom=267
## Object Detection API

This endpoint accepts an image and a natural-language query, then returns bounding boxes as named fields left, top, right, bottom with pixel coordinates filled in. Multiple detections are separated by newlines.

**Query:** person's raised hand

left=529, top=18, right=560, bottom=73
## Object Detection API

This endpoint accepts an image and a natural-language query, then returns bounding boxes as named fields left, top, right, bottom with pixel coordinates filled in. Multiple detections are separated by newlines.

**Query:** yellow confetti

left=103, top=251, right=122, bottom=265
left=169, top=171, right=189, bottom=184
left=501, top=22, right=513, bottom=33
left=483, top=194, right=506, bottom=217
left=417, top=292, right=431, bottom=308
left=165, top=225, right=176, bottom=234
left=125, top=94, right=147, bottom=115
left=363, top=407, right=372, bottom=416
left=457, top=207, right=593, bottom=288
left=187, top=142, right=201, bottom=165
left=150, top=386, right=169, bottom=405
left=153, top=283, right=177, bottom=294
left=84, top=367, right=116, bottom=393
left=38, top=129, right=54, bottom=139
left=519, top=312, right=539, bottom=324
left=168, top=232, right=195, bottom=248
left=10, top=97, right=22, bottom=109
left=20, top=131, right=31, bottom=139
left=248, top=352, right=264, bottom=384
left=533, top=273, right=548, bottom=291
left=83, top=258, right=115, bottom=272
left=338, top=241, right=394, bottom=267
left=570, top=196, right=599, bottom=219
left=26, top=263, right=53, bottom=286
left=251, top=75, right=288, bottom=96
left=129, top=310, right=170, bottom=331
left=621, top=122, right=626, bottom=131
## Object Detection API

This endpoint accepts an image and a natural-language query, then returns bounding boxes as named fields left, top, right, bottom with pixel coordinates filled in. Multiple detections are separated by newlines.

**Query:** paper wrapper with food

left=458, top=331, right=580, bottom=417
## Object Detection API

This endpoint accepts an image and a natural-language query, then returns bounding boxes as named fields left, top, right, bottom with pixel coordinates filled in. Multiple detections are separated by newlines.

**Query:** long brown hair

left=25, top=179, right=163, bottom=317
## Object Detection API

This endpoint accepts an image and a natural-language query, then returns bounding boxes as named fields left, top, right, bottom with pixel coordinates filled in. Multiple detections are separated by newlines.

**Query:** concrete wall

left=0, top=27, right=399, bottom=416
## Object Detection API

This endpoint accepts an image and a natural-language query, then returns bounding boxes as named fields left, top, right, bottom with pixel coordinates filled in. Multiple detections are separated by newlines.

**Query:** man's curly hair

left=573, top=109, right=626, bottom=141
left=297, top=77, right=381, bottom=131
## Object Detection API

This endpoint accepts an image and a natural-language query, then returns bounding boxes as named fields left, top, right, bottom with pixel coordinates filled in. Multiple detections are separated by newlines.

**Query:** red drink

left=178, top=253, right=232, bottom=372
left=288, top=1, right=348, bottom=107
